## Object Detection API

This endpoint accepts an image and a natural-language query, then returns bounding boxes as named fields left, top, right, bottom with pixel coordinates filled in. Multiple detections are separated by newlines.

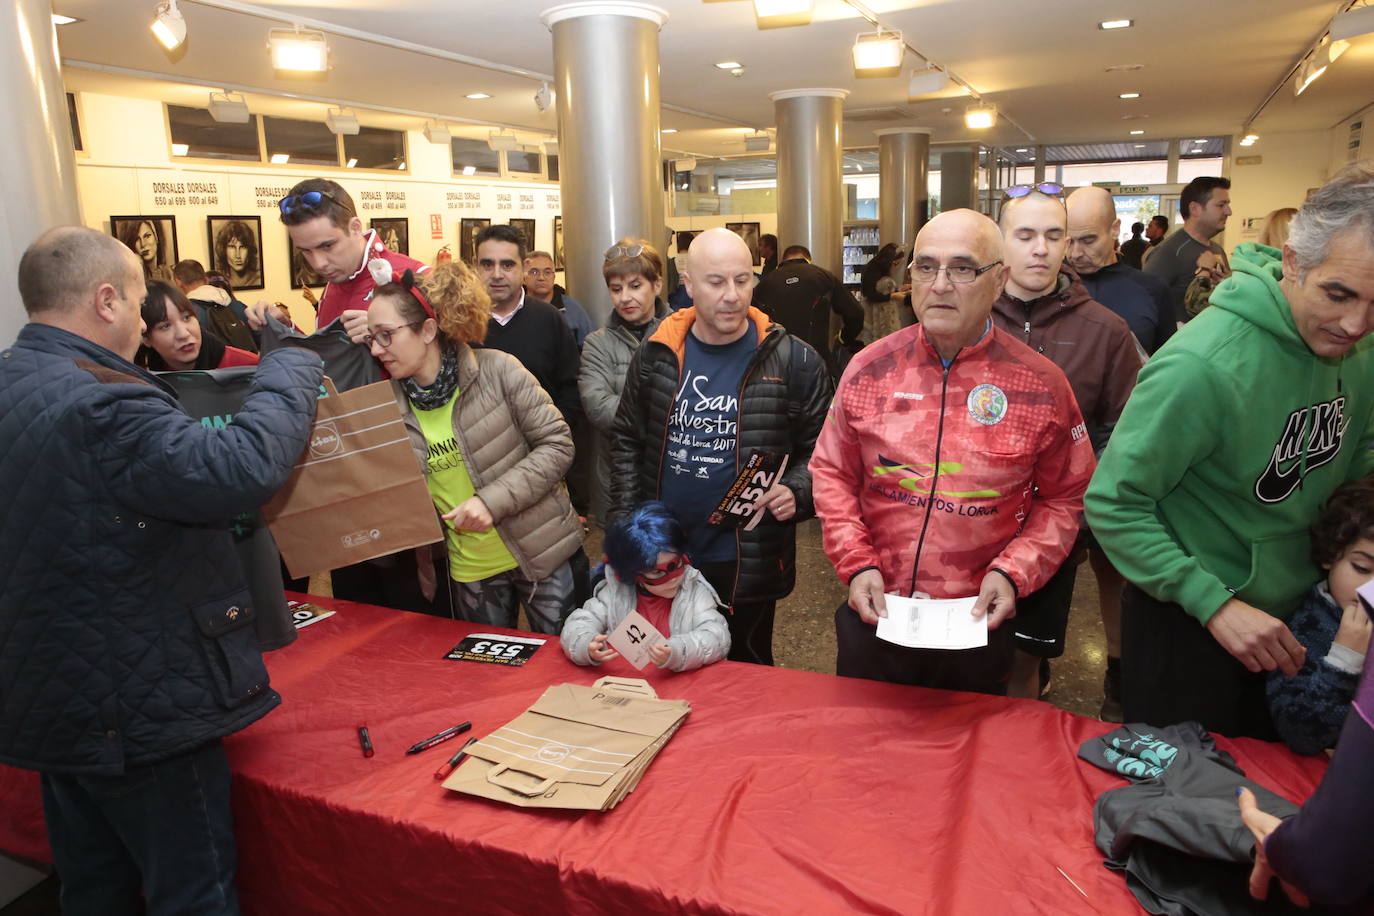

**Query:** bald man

left=1, top=227, right=322, bottom=910
left=810, top=210, right=1096, bottom=695
left=1066, top=187, right=1175, bottom=355
left=608, top=228, right=833, bottom=665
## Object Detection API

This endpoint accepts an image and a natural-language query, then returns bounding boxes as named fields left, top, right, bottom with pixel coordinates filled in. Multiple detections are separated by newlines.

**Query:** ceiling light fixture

left=1015, top=148, right=1029, bottom=153
left=325, top=107, right=360, bottom=135
left=715, top=61, right=743, bottom=70
left=661, top=128, right=678, bottom=134
left=465, top=92, right=491, bottom=100
left=52, top=13, right=80, bottom=25
left=1134, top=143, right=1146, bottom=148
left=1331, top=4, right=1374, bottom=41
left=1099, top=19, right=1133, bottom=30
left=744, top=132, right=771, bottom=152
left=423, top=121, right=451, bottom=144
left=852, top=29, right=904, bottom=75
left=150, top=0, right=186, bottom=51
left=268, top=28, right=329, bottom=72
left=964, top=104, right=997, bottom=130
left=270, top=153, right=290, bottom=164
left=753, top=0, right=813, bottom=28
left=1119, top=92, right=1140, bottom=99
left=908, top=67, right=956, bottom=98
left=1129, top=129, right=1145, bottom=135
left=1105, top=63, right=1145, bottom=72
left=208, top=90, right=250, bottom=123
left=488, top=130, right=518, bottom=152
left=171, top=143, right=189, bottom=156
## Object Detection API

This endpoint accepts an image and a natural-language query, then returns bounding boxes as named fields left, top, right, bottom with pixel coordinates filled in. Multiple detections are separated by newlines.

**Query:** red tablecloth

left=0, top=596, right=1330, bottom=914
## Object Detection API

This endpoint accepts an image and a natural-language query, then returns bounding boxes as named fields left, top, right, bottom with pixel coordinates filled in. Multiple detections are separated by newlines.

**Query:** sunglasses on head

left=279, top=189, right=355, bottom=217
left=1003, top=182, right=1065, bottom=200
left=605, top=243, right=646, bottom=261
left=637, top=554, right=687, bottom=583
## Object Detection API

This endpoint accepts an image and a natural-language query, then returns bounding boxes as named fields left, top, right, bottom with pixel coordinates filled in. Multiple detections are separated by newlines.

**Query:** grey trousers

left=452, top=560, right=575, bottom=634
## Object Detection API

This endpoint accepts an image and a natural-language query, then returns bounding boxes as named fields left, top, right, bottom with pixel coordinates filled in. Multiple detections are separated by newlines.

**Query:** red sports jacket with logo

left=810, top=322, right=1095, bottom=599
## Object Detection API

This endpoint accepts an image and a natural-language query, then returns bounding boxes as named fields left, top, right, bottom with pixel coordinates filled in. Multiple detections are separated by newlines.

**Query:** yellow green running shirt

left=413, top=394, right=519, bottom=582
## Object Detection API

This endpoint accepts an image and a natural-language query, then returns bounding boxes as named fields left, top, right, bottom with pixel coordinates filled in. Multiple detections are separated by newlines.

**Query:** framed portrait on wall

left=289, top=238, right=325, bottom=290
left=206, top=215, right=264, bottom=291
left=111, top=215, right=178, bottom=282
left=508, top=218, right=536, bottom=253
left=726, top=221, right=761, bottom=264
left=370, top=217, right=409, bottom=257
left=460, top=217, right=490, bottom=264
left=553, top=216, right=564, bottom=270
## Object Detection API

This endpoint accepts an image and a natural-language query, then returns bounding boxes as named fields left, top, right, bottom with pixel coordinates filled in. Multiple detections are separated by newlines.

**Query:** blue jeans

left=40, top=740, right=239, bottom=915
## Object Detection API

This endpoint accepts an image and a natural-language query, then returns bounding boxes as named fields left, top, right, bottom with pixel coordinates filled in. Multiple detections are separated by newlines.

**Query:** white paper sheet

left=876, top=594, right=987, bottom=650
left=606, top=610, right=668, bottom=670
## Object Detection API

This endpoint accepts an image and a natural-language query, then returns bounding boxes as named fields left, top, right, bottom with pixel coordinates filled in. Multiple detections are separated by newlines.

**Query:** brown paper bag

left=442, top=679, right=690, bottom=811
left=263, top=378, right=442, bottom=579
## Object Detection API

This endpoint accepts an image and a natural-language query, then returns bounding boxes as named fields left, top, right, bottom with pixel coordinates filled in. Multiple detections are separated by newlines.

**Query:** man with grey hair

left=0, top=226, right=322, bottom=910
left=1087, top=161, right=1374, bottom=739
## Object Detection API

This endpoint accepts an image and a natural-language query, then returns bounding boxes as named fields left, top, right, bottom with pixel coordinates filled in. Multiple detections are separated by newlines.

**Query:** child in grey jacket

left=562, top=502, right=730, bottom=672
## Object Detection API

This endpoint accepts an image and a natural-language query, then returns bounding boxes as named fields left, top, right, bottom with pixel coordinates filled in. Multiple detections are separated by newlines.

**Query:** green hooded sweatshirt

left=1086, top=242, right=1374, bottom=624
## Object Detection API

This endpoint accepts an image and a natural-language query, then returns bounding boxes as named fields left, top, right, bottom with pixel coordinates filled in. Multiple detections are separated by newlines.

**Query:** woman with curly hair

left=213, top=219, right=261, bottom=289
left=369, top=261, right=583, bottom=631
left=117, top=218, right=172, bottom=282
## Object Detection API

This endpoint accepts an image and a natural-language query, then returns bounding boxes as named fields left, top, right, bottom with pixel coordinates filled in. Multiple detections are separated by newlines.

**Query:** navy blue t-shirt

left=659, top=323, right=758, bottom=562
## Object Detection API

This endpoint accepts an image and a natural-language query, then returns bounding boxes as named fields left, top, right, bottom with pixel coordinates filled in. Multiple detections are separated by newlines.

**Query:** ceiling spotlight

left=908, top=67, right=956, bottom=98
left=488, top=130, right=518, bottom=152
left=1119, top=92, right=1140, bottom=99
left=715, top=61, right=743, bottom=70
left=423, top=121, right=451, bottom=145
left=754, top=0, right=813, bottom=27
left=466, top=92, right=492, bottom=100
left=52, top=13, right=80, bottom=25
left=150, top=0, right=186, bottom=51
left=964, top=104, right=997, bottom=129
left=852, top=29, right=904, bottom=74
left=1243, top=133, right=1260, bottom=142
left=326, top=107, right=360, bottom=135
left=268, top=28, right=329, bottom=72
left=1238, top=138, right=1256, bottom=147
left=1331, top=4, right=1374, bottom=41
left=1129, top=129, right=1145, bottom=135
left=1098, top=19, right=1133, bottom=30
left=661, top=128, right=678, bottom=134
left=171, top=143, right=189, bottom=156
left=1134, top=143, right=1146, bottom=148
left=1015, top=148, right=1029, bottom=153
left=208, top=90, right=250, bottom=123
left=744, top=132, right=771, bottom=152
left=270, top=153, right=290, bottom=164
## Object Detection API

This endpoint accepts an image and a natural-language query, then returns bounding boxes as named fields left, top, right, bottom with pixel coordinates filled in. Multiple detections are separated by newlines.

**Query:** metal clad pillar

left=1, top=0, right=81, bottom=345
left=771, top=88, right=847, bottom=277
left=939, top=147, right=977, bottom=213
left=542, top=2, right=667, bottom=327
left=875, top=127, right=929, bottom=250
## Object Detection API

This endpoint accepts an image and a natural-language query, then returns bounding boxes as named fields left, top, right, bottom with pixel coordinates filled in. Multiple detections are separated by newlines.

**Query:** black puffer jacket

left=608, top=307, right=832, bottom=603
left=0, top=325, right=322, bottom=775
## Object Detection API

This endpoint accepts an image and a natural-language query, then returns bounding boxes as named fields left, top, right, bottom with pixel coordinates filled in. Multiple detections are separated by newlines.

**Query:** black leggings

left=695, top=560, right=777, bottom=666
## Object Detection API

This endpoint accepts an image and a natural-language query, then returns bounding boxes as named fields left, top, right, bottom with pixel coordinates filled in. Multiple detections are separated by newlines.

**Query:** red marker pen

left=357, top=724, right=374, bottom=758
left=434, top=737, right=478, bottom=780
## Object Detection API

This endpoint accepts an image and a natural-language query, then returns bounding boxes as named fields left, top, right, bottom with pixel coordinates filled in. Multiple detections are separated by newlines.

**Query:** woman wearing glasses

left=577, top=239, right=671, bottom=524
left=561, top=501, right=729, bottom=671
left=370, top=262, right=583, bottom=631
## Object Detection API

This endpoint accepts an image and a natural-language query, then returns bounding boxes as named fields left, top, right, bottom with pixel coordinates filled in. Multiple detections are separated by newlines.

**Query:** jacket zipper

left=907, top=359, right=953, bottom=597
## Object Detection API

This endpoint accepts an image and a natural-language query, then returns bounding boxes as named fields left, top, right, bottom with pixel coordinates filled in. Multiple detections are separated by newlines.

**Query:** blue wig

left=603, top=501, right=686, bottom=581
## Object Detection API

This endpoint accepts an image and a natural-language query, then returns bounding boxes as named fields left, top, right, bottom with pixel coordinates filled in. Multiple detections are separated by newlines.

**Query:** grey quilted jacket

left=396, top=344, right=583, bottom=583
left=0, top=324, right=323, bottom=774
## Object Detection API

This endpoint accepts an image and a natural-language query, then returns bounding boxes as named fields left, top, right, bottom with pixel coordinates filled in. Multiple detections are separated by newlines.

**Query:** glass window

left=167, top=104, right=260, bottom=161
left=343, top=126, right=406, bottom=170
left=506, top=150, right=542, bottom=176
left=1177, top=157, right=1225, bottom=183
left=67, top=93, right=82, bottom=152
left=547, top=154, right=559, bottom=181
left=263, top=115, right=339, bottom=167
left=452, top=137, right=500, bottom=176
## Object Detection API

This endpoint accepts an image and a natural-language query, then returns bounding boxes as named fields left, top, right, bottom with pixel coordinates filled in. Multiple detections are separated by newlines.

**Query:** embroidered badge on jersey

left=966, top=383, right=1008, bottom=426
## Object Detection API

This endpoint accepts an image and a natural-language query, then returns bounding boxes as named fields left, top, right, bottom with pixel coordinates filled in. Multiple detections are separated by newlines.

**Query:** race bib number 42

left=444, top=633, right=546, bottom=667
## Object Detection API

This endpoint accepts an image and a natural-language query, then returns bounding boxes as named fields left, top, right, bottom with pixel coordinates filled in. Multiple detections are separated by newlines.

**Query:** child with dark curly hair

left=1267, top=478, right=1374, bottom=754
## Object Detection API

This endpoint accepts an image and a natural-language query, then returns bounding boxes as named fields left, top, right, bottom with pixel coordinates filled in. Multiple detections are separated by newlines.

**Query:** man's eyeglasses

left=279, top=189, right=355, bottom=218
left=637, top=554, right=687, bottom=583
left=1002, top=182, right=1064, bottom=200
left=910, top=260, right=1004, bottom=285
left=361, top=322, right=422, bottom=348
left=605, top=244, right=646, bottom=260
left=526, top=267, right=556, bottom=278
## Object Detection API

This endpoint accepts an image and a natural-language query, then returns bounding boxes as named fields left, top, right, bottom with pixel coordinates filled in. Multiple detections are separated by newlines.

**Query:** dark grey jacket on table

left=0, top=324, right=322, bottom=775
left=607, top=306, right=833, bottom=604
left=577, top=302, right=669, bottom=522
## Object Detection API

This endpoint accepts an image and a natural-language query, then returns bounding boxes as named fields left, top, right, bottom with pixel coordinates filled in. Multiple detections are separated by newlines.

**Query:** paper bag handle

left=320, top=376, right=339, bottom=398
left=485, top=763, right=555, bottom=797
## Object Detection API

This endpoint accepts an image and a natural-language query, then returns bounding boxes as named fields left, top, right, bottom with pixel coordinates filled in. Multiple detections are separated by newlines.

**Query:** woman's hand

left=1237, top=787, right=1309, bottom=907
left=443, top=497, right=494, bottom=533
left=588, top=634, right=619, bottom=663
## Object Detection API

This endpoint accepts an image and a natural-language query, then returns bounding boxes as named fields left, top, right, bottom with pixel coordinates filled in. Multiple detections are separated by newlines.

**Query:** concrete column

left=1166, top=139, right=1181, bottom=185
left=771, top=89, right=847, bottom=277
left=1033, top=146, right=1047, bottom=184
left=875, top=127, right=930, bottom=250
left=939, top=147, right=977, bottom=213
left=542, top=2, right=667, bottom=327
left=1, top=0, right=81, bottom=345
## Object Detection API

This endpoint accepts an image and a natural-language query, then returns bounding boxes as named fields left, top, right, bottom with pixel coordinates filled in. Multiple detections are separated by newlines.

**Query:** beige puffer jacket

left=395, top=343, right=583, bottom=583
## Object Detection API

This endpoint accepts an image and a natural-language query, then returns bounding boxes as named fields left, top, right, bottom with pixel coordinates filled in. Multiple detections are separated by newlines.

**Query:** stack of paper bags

left=442, top=677, right=690, bottom=811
